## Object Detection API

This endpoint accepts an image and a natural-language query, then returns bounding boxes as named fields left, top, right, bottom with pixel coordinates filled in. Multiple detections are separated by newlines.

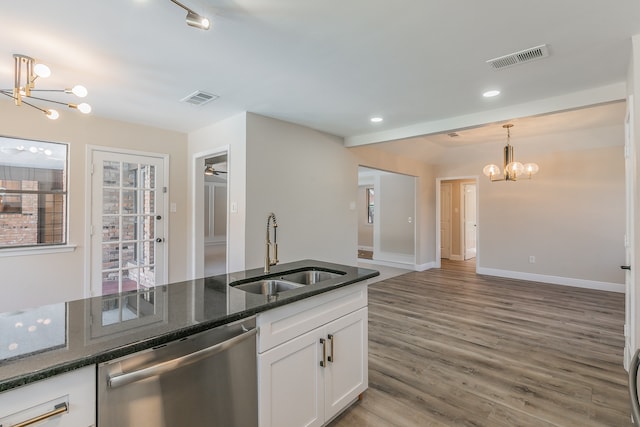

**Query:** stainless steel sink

left=279, top=269, right=344, bottom=285
left=232, top=280, right=303, bottom=295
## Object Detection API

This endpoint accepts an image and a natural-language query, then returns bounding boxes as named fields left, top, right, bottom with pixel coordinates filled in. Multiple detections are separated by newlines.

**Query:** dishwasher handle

left=630, top=348, right=640, bottom=425
left=108, top=327, right=257, bottom=389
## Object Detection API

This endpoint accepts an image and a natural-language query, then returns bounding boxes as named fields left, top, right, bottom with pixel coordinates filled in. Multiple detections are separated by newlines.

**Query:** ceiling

left=1, top=1, right=639, bottom=148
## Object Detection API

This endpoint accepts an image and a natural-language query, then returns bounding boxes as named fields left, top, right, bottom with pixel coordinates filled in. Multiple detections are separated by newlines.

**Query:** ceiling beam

left=344, top=82, right=627, bottom=147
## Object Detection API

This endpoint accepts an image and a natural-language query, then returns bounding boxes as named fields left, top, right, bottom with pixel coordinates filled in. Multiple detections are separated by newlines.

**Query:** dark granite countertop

left=0, top=259, right=378, bottom=392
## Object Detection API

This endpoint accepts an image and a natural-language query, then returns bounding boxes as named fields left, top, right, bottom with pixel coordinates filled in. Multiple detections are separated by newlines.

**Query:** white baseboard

left=358, top=258, right=436, bottom=272
left=624, top=344, right=631, bottom=372
left=476, top=267, right=625, bottom=293
left=374, top=251, right=415, bottom=265
left=414, top=261, right=436, bottom=272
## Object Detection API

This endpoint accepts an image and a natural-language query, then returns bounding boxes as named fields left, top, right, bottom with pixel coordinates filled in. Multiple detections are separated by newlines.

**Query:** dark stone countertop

left=0, top=259, right=378, bottom=393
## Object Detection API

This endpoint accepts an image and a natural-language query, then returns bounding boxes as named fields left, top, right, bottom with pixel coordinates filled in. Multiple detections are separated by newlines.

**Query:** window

left=0, top=136, right=68, bottom=249
left=367, top=187, right=374, bottom=224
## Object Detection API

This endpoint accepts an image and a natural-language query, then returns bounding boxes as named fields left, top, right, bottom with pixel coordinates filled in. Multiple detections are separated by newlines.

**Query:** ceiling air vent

left=180, top=90, right=219, bottom=106
left=486, top=44, right=550, bottom=70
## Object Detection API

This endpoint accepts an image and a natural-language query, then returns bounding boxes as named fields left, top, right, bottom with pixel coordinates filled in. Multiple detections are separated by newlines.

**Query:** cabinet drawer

left=0, top=365, right=96, bottom=427
left=257, top=282, right=367, bottom=353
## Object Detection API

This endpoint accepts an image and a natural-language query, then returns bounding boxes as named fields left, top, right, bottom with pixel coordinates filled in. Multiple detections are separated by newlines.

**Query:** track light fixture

left=170, top=0, right=211, bottom=30
left=0, top=54, right=91, bottom=120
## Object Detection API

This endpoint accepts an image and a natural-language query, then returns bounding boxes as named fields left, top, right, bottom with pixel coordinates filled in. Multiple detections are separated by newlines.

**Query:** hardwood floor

left=329, top=259, right=630, bottom=426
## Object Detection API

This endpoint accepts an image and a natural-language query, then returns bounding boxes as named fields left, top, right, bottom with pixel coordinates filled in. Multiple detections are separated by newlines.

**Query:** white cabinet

left=257, top=283, right=368, bottom=427
left=323, top=308, right=368, bottom=421
left=259, top=324, right=325, bottom=427
left=0, top=365, right=96, bottom=427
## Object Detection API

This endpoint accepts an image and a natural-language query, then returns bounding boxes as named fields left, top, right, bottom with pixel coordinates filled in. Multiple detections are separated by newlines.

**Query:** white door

left=440, top=183, right=452, bottom=259
left=258, top=328, right=324, bottom=427
left=90, top=149, right=167, bottom=296
left=624, top=95, right=635, bottom=369
left=324, top=308, right=368, bottom=421
left=463, top=183, right=477, bottom=260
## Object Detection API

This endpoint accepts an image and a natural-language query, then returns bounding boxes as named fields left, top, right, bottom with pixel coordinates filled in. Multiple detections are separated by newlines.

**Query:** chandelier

left=0, top=54, right=91, bottom=120
left=482, top=124, right=539, bottom=181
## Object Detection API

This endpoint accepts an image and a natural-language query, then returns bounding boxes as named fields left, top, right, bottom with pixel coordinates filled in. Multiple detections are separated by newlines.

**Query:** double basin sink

left=231, top=268, right=345, bottom=296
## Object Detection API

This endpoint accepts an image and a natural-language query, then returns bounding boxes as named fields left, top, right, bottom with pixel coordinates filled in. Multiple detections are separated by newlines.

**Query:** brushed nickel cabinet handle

left=328, top=334, right=334, bottom=363
left=320, top=338, right=327, bottom=368
left=7, top=402, right=68, bottom=427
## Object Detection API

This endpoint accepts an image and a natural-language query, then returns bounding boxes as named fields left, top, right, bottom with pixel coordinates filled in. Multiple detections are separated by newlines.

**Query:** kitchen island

left=0, top=259, right=378, bottom=426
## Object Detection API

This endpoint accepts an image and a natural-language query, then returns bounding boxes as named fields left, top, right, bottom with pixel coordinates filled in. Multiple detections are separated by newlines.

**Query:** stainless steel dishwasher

left=97, top=317, right=258, bottom=427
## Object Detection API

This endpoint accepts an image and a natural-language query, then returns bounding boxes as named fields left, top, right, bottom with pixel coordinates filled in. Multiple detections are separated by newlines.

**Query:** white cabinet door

left=259, top=328, right=325, bottom=427
left=0, top=365, right=96, bottom=427
left=324, top=307, right=368, bottom=421
left=259, top=308, right=369, bottom=427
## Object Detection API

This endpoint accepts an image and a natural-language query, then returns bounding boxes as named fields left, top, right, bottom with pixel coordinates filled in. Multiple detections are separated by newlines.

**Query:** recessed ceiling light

left=483, top=90, right=501, bottom=98
left=370, top=117, right=383, bottom=123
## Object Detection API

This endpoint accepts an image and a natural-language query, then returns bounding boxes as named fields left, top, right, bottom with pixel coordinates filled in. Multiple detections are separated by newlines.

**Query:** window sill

left=0, top=244, right=77, bottom=258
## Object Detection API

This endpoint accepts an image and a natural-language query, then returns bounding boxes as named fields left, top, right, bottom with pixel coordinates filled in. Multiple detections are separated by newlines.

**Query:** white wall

left=188, top=113, right=247, bottom=276
left=0, top=102, right=188, bottom=312
left=245, top=113, right=358, bottom=269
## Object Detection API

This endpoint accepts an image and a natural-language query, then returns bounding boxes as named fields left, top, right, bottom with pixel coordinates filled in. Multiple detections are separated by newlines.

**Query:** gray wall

left=435, top=140, right=625, bottom=286
left=378, top=173, right=415, bottom=258
left=351, top=147, right=436, bottom=268
left=245, top=113, right=358, bottom=268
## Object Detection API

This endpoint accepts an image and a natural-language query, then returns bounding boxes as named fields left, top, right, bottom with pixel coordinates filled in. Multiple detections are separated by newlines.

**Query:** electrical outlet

left=529, top=256, right=536, bottom=264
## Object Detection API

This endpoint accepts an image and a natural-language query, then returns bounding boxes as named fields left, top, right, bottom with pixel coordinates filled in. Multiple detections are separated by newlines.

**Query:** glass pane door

left=92, top=151, right=165, bottom=296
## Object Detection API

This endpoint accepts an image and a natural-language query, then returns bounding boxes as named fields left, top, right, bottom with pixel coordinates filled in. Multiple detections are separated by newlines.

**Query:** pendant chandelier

left=482, top=124, right=539, bottom=181
left=0, top=54, right=91, bottom=120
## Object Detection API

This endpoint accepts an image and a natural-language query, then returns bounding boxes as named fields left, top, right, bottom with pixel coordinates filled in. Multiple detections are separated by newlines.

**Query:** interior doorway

left=203, top=154, right=228, bottom=277
left=463, top=183, right=477, bottom=260
left=437, top=177, right=478, bottom=269
left=191, top=147, right=229, bottom=279
left=357, top=166, right=416, bottom=267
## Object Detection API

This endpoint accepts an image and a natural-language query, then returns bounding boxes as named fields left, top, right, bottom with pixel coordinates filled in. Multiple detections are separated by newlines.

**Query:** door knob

left=156, top=238, right=164, bottom=243
left=621, top=265, right=631, bottom=270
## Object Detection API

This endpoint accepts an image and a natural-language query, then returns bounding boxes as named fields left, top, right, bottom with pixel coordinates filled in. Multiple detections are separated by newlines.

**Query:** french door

left=90, top=149, right=167, bottom=296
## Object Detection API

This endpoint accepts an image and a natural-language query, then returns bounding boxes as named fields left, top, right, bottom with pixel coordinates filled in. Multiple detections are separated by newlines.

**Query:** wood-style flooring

left=329, top=259, right=630, bottom=427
